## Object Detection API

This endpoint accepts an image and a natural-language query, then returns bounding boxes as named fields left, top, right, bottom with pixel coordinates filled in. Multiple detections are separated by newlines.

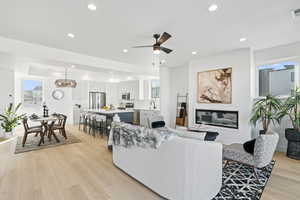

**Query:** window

left=23, top=80, right=43, bottom=106
left=151, top=79, right=160, bottom=98
left=258, top=61, right=296, bottom=97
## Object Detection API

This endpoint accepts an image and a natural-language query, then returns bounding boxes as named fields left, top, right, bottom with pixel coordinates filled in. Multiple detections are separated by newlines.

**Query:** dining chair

left=52, top=114, right=67, bottom=139
left=46, top=120, right=60, bottom=143
left=22, top=118, right=43, bottom=147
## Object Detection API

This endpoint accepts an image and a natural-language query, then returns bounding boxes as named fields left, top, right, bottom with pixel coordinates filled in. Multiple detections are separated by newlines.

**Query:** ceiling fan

left=133, top=32, right=173, bottom=55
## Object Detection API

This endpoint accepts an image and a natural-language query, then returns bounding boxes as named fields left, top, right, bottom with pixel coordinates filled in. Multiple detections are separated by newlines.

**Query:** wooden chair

left=22, top=118, right=43, bottom=147
left=52, top=114, right=67, bottom=139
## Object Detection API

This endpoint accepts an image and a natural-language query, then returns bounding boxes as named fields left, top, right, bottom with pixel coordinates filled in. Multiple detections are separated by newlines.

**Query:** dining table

left=30, top=115, right=60, bottom=146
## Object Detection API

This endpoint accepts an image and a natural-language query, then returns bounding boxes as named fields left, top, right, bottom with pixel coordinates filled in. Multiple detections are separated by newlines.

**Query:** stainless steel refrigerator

left=89, top=92, right=106, bottom=109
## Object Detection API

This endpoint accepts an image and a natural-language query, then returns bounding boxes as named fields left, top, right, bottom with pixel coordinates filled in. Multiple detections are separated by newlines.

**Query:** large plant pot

left=285, top=128, right=300, bottom=160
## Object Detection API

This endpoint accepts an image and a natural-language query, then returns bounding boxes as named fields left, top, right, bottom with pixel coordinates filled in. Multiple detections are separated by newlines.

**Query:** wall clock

left=52, top=89, right=64, bottom=100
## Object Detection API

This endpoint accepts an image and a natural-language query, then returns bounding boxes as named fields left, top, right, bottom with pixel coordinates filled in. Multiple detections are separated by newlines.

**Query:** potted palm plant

left=0, top=103, right=25, bottom=138
left=277, top=87, right=300, bottom=160
left=250, top=94, right=281, bottom=135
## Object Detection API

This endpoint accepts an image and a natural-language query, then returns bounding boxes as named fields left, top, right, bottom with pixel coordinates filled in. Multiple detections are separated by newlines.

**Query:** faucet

left=150, top=99, right=156, bottom=110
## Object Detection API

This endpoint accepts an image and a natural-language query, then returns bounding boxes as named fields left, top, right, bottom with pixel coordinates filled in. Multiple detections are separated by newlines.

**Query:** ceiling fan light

left=153, top=49, right=160, bottom=55
left=153, top=46, right=160, bottom=55
left=88, top=3, right=97, bottom=10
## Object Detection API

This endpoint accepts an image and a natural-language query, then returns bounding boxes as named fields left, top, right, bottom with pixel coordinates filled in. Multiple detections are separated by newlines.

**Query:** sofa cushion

left=204, top=131, right=219, bottom=141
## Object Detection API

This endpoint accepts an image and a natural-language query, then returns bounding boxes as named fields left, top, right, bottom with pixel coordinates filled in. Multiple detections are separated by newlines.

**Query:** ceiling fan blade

left=158, top=32, right=172, bottom=45
left=160, top=47, right=173, bottom=54
left=132, top=45, right=153, bottom=48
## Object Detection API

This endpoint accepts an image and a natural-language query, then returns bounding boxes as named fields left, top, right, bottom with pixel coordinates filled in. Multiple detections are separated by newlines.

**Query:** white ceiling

left=0, top=0, right=300, bottom=68
left=11, top=56, right=157, bottom=82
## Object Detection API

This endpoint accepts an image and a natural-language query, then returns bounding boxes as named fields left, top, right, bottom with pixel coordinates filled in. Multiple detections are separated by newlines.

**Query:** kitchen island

left=86, top=109, right=134, bottom=124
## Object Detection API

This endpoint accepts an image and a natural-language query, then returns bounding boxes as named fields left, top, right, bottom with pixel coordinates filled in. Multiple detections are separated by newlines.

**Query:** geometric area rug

left=212, top=160, right=275, bottom=200
left=15, top=133, right=81, bottom=154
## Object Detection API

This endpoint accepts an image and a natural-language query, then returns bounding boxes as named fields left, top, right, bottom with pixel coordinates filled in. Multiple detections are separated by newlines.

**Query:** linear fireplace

left=195, top=109, right=239, bottom=129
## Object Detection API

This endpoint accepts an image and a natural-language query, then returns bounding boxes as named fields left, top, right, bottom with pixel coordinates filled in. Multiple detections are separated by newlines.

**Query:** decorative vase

left=285, top=128, right=300, bottom=160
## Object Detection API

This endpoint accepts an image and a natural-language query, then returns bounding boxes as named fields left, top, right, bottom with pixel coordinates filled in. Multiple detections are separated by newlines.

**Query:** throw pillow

left=152, top=121, right=166, bottom=128
left=243, top=139, right=256, bottom=154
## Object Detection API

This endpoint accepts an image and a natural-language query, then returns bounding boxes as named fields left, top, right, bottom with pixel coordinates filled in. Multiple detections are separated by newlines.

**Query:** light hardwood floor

left=0, top=125, right=299, bottom=200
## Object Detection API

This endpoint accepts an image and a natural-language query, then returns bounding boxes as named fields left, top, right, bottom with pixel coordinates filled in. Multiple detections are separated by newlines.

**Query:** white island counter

left=85, top=109, right=134, bottom=124
left=85, top=109, right=134, bottom=115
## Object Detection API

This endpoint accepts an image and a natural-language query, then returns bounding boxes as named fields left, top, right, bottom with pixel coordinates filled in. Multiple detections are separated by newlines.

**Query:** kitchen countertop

left=85, top=109, right=134, bottom=114
left=133, top=108, right=160, bottom=111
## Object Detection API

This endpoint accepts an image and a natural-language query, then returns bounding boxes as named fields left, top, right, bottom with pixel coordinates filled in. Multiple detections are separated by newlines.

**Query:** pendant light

left=55, top=67, right=77, bottom=88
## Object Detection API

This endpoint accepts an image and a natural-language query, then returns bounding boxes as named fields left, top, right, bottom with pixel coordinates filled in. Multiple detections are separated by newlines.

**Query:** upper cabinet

left=117, top=80, right=139, bottom=101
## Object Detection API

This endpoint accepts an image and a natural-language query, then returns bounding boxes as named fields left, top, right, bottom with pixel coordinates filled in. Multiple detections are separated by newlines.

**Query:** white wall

left=15, top=73, right=74, bottom=124
left=169, top=65, right=189, bottom=128
left=0, top=69, right=14, bottom=134
left=160, top=67, right=171, bottom=126
left=117, top=80, right=139, bottom=103
left=253, top=42, right=300, bottom=152
left=254, top=41, right=300, bottom=65
left=72, top=80, right=89, bottom=108
left=14, top=74, right=126, bottom=125
left=188, top=48, right=253, bottom=144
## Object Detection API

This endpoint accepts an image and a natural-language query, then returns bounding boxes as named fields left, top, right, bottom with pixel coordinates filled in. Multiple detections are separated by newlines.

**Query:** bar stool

left=87, top=114, right=95, bottom=135
left=87, top=115, right=105, bottom=137
left=79, top=112, right=87, bottom=131
left=95, top=115, right=107, bottom=137
left=79, top=113, right=89, bottom=133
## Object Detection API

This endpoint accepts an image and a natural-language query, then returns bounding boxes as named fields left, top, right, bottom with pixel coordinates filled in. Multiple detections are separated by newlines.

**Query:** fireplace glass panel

left=195, top=109, right=238, bottom=129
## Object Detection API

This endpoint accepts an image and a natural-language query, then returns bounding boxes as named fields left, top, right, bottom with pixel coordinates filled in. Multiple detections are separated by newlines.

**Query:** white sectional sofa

left=112, top=135, right=223, bottom=200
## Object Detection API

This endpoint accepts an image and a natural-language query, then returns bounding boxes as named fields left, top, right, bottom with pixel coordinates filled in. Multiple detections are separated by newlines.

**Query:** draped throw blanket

left=108, top=122, right=175, bottom=149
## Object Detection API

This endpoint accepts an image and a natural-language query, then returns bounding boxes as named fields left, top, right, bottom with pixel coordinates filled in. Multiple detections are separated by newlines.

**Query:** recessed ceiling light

left=108, top=78, right=120, bottom=83
left=83, top=75, right=90, bottom=80
left=192, top=51, right=197, bottom=55
left=161, top=59, right=166, bottom=64
left=123, top=49, right=128, bottom=53
left=127, top=76, right=133, bottom=80
left=87, top=3, right=97, bottom=11
left=67, top=33, right=75, bottom=38
left=71, top=65, right=75, bottom=68
left=240, top=38, right=247, bottom=42
left=208, top=4, right=218, bottom=12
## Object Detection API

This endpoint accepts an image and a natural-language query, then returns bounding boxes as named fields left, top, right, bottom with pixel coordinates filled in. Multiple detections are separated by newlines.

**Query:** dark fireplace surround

left=195, top=109, right=239, bottom=129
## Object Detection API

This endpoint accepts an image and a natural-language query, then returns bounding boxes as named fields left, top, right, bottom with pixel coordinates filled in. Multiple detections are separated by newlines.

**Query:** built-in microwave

left=122, top=93, right=130, bottom=100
